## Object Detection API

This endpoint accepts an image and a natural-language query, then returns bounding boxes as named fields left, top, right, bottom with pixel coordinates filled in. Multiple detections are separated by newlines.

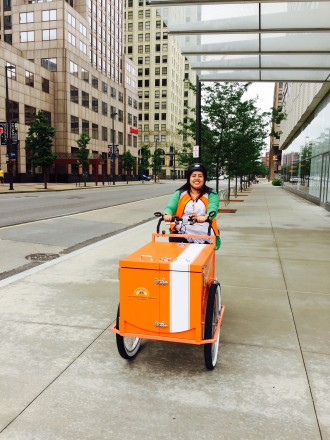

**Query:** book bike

left=111, top=211, right=225, bottom=370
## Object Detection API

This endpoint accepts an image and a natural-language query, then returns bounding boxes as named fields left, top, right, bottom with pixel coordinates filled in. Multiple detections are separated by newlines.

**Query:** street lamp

left=111, top=111, right=118, bottom=185
left=5, top=64, right=15, bottom=190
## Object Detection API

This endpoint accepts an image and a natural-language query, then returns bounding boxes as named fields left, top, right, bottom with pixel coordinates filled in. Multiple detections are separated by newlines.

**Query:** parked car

left=289, top=177, right=299, bottom=183
left=140, top=174, right=151, bottom=181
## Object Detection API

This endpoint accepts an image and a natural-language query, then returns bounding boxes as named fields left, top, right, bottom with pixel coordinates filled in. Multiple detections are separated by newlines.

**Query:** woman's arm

left=164, top=190, right=180, bottom=215
left=207, top=191, right=220, bottom=218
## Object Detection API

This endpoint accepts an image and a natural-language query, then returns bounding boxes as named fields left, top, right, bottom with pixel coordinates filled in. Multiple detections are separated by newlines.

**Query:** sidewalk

left=0, top=179, right=151, bottom=194
left=0, top=183, right=329, bottom=439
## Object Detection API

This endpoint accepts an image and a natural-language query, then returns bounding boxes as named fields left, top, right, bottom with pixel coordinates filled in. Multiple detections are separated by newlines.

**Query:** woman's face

left=189, top=171, right=204, bottom=190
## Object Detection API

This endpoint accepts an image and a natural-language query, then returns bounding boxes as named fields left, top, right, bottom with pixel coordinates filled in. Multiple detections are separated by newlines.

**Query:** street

left=0, top=180, right=227, bottom=280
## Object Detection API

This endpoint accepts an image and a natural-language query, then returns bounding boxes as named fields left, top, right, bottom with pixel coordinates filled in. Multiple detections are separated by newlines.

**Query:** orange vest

left=172, top=192, right=219, bottom=236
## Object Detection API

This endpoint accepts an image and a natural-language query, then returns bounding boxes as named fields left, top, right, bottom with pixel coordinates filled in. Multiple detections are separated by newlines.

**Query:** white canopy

left=148, top=0, right=330, bottom=82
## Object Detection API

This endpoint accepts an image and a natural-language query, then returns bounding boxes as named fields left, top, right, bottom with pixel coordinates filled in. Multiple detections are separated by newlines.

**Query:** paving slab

left=0, top=183, right=329, bottom=439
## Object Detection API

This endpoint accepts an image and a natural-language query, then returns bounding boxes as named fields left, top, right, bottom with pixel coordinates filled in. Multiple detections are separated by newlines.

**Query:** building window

left=155, top=102, right=160, bottom=109
left=118, top=92, right=124, bottom=102
left=20, top=12, right=34, bottom=23
left=71, top=115, right=79, bottom=134
left=145, top=45, right=150, bottom=53
left=25, top=105, right=36, bottom=126
left=68, top=12, right=75, bottom=27
left=70, top=85, right=79, bottom=103
left=92, top=97, right=98, bottom=113
left=92, top=76, right=98, bottom=89
left=82, top=91, right=89, bottom=108
left=102, top=126, right=108, bottom=141
left=82, top=119, right=89, bottom=134
left=80, top=41, right=87, bottom=54
left=118, top=110, right=123, bottom=122
left=68, top=32, right=76, bottom=46
left=128, top=134, right=132, bottom=147
left=42, top=29, right=57, bottom=41
left=42, top=77, right=49, bottom=93
left=111, top=87, right=116, bottom=98
left=102, top=102, right=108, bottom=116
left=42, top=9, right=56, bottom=21
left=20, top=31, right=34, bottom=42
left=118, top=132, right=123, bottom=145
left=128, top=113, right=133, bottom=124
left=25, top=71, right=34, bottom=87
left=92, top=123, right=98, bottom=139
left=70, top=61, right=78, bottom=76
left=155, top=44, right=161, bottom=52
left=102, top=81, right=108, bottom=93
left=161, top=113, right=166, bottom=120
left=41, top=58, right=57, bottom=71
left=81, top=68, right=89, bottom=82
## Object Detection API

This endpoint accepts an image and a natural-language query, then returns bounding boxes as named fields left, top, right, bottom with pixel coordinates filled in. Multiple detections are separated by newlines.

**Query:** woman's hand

left=164, top=213, right=172, bottom=222
left=196, top=215, right=208, bottom=223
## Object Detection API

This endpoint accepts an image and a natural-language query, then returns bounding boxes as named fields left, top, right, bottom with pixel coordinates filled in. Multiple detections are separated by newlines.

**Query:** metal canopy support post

left=5, top=65, right=15, bottom=190
left=195, top=76, right=201, bottom=163
left=111, top=111, right=118, bottom=185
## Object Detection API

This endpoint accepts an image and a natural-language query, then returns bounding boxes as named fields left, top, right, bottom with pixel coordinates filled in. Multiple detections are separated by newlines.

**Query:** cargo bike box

left=111, top=213, right=225, bottom=370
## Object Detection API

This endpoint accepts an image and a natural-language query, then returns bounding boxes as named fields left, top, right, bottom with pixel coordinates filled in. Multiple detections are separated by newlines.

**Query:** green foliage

left=139, top=144, right=151, bottom=175
left=25, top=110, right=56, bottom=188
left=272, top=178, right=282, bottom=186
left=254, top=161, right=269, bottom=177
left=151, top=148, right=164, bottom=181
left=76, top=132, right=90, bottom=173
left=122, top=150, right=135, bottom=174
left=201, top=82, right=270, bottom=193
left=270, top=106, right=287, bottom=138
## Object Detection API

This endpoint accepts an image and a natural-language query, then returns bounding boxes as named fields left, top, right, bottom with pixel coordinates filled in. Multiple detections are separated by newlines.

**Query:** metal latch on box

left=154, top=321, right=168, bottom=328
left=154, top=278, right=168, bottom=285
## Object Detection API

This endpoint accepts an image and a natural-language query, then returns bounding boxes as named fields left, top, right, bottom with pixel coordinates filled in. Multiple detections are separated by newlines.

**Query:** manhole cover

left=26, top=253, right=60, bottom=262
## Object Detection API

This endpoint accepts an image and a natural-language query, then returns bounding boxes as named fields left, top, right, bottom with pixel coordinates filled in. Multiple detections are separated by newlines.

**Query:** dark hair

left=177, top=163, right=212, bottom=196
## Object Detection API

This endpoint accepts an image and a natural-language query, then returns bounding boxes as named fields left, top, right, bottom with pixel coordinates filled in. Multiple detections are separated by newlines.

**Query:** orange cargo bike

left=111, top=212, right=225, bottom=370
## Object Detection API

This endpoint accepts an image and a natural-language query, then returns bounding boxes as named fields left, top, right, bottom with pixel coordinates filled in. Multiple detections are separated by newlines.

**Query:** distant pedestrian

left=0, top=167, right=4, bottom=185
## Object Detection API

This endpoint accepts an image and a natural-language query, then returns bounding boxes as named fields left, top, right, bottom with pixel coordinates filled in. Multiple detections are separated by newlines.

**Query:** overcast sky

left=243, top=82, right=275, bottom=114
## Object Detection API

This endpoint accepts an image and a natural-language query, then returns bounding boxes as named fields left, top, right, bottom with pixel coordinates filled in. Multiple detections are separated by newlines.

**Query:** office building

left=0, top=0, right=138, bottom=183
left=279, top=82, right=330, bottom=210
left=125, top=0, right=196, bottom=179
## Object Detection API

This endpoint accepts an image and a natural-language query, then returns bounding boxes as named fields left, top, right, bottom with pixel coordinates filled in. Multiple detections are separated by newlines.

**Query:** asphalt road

left=0, top=182, right=179, bottom=227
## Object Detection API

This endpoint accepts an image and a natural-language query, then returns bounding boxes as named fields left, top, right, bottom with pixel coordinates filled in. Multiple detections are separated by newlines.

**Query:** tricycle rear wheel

left=204, top=282, right=221, bottom=370
left=116, top=305, right=142, bottom=359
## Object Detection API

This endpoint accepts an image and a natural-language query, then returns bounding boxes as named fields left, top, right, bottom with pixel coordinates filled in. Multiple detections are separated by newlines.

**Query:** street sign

left=193, top=145, right=199, bottom=158
left=10, top=122, right=18, bottom=145
left=0, top=122, right=7, bottom=145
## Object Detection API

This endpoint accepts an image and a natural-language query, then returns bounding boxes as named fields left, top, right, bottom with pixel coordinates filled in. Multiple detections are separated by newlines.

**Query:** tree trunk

left=43, top=166, right=48, bottom=189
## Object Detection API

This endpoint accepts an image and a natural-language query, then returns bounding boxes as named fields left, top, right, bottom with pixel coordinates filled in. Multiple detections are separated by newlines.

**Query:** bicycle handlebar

left=154, top=211, right=215, bottom=235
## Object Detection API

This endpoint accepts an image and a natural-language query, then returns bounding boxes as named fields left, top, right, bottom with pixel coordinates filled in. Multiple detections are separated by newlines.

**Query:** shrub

left=272, top=178, right=282, bottom=186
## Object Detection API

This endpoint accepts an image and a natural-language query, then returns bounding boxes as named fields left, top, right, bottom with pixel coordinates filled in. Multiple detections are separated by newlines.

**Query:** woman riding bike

left=163, top=163, right=221, bottom=249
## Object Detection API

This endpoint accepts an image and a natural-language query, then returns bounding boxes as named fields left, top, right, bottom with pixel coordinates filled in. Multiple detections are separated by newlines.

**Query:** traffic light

left=273, top=155, right=277, bottom=161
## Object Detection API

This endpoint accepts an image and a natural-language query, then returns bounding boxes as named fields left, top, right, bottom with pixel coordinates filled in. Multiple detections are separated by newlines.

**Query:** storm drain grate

left=26, top=253, right=60, bottom=262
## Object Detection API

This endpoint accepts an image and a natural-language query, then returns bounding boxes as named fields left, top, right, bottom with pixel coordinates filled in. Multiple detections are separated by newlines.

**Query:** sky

left=243, top=82, right=275, bottom=114
left=243, top=82, right=275, bottom=151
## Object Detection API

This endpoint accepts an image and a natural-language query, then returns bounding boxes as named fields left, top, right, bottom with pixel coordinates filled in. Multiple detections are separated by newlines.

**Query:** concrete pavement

left=0, top=183, right=330, bottom=439
left=0, top=179, right=150, bottom=194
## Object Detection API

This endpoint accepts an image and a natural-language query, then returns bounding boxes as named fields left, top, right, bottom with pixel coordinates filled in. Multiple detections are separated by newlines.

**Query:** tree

left=25, top=110, right=56, bottom=189
left=151, top=148, right=163, bottom=182
left=122, top=150, right=135, bottom=184
left=138, top=144, right=151, bottom=177
left=202, top=82, right=270, bottom=195
left=76, top=132, right=90, bottom=186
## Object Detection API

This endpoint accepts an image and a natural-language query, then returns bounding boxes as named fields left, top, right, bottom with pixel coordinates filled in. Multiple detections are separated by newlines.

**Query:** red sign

left=130, top=127, right=138, bottom=134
